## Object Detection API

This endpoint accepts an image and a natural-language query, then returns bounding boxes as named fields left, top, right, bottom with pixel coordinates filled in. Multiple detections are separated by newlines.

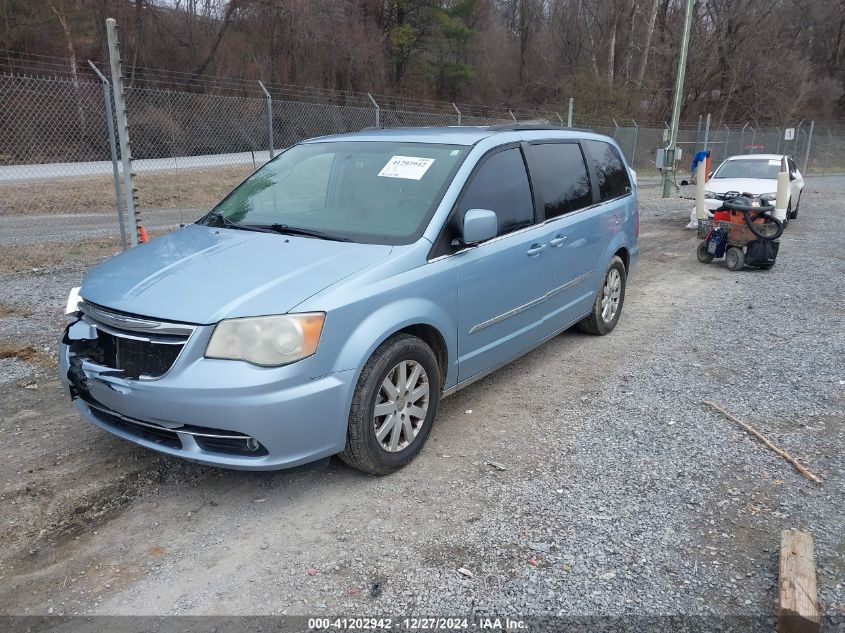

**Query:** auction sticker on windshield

left=378, top=156, right=435, bottom=180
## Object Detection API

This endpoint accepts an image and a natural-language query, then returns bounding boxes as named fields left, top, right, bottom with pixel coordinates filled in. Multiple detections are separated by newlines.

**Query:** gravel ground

left=0, top=178, right=842, bottom=626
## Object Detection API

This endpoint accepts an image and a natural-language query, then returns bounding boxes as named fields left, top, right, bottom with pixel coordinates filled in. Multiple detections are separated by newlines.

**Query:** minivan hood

left=708, top=177, right=777, bottom=195
left=81, top=224, right=392, bottom=324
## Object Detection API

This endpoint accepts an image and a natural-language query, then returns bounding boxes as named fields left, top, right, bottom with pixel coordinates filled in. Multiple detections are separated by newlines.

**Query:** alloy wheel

left=601, top=268, right=622, bottom=323
left=373, top=360, right=430, bottom=453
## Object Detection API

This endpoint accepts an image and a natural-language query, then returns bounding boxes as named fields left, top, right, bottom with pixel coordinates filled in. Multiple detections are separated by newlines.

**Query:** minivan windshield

left=713, top=159, right=780, bottom=180
left=199, top=141, right=468, bottom=244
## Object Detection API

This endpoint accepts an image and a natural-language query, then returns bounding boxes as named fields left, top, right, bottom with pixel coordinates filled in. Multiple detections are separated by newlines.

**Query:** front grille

left=77, top=302, right=193, bottom=379
left=97, top=330, right=183, bottom=379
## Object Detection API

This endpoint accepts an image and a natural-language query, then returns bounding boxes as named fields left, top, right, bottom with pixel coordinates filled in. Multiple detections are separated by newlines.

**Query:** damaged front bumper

left=60, top=305, right=355, bottom=470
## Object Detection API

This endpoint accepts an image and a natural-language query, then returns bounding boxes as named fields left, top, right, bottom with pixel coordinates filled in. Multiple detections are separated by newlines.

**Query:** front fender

left=330, top=298, right=457, bottom=390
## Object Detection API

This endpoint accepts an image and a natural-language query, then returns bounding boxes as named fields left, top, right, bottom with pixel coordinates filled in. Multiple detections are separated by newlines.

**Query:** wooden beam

left=779, top=529, right=820, bottom=633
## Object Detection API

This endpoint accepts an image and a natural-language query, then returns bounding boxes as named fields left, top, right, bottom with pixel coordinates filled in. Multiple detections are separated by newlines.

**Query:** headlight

left=205, top=313, right=325, bottom=367
left=703, top=191, right=715, bottom=199
left=65, top=286, right=82, bottom=315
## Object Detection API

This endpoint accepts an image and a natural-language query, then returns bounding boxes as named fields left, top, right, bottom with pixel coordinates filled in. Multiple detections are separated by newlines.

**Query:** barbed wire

left=5, top=47, right=844, bottom=132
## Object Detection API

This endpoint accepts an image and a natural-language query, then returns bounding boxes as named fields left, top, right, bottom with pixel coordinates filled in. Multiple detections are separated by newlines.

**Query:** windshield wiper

left=201, top=214, right=351, bottom=241
left=201, top=212, right=280, bottom=234
left=258, top=224, right=352, bottom=242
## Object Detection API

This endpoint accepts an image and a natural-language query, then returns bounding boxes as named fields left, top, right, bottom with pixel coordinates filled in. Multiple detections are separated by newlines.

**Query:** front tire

left=339, top=334, right=441, bottom=475
left=577, top=255, right=627, bottom=335
left=788, top=194, right=800, bottom=219
left=726, top=247, right=745, bottom=271
left=697, top=241, right=714, bottom=263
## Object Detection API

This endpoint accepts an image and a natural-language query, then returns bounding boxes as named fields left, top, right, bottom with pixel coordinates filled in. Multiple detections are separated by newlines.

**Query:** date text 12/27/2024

left=308, top=617, right=527, bottom=630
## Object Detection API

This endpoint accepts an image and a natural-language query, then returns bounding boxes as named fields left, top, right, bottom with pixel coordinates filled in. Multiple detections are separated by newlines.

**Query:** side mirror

left=462, top=208, right=498, bottom=244
left=708, top=171, right=714, bottom=179
left=789, top=171, right=797, bottom=181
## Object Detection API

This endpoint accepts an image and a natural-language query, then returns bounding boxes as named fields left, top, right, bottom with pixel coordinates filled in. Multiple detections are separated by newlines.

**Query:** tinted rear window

left=584, top=140, right=631, bottom=201
left=530, top=143, right=593, bottom=219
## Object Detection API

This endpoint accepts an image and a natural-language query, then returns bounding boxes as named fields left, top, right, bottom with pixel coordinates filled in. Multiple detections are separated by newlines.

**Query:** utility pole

left=662, top=0, right=694, bottom=198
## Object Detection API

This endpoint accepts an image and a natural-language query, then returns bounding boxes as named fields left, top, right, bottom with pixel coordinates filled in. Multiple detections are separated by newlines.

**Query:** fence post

left=750, top=126, right=757, bottom=153
left=793, top=120, right=804, bottom=159
left=88, top=60, right=128, bottom=251
left=106, top=18, right=139, bottom=247
left=567, top=97, right=573, bottom=127
left=630, top=118, right=639, bottom=169
left=508, top=109, right=517, bottom=122
left=703, top=113, right=710, bottom=152
left=258, top=80, right=274, bottom=160
left=801, top=120, right=814, bottom=174
left=739, top=122, right=748, bottom=155
left=555, top=112, right=564, bottom=127
left=823, top=130, right=832, bottom=175
left=776, top=128, right=782, bottom=154
left=452, top=102, right=461, bottom=126
left=723, top=125, right=731, bottom=160
left=611, top=118, right=619, bottom=140
left=367, top=93, right=380, bottom=127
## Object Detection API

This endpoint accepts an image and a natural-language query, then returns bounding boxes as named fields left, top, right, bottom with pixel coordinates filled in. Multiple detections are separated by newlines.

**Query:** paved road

left=0, top=207, right=203, bottom=245
left=0, top=151, right=272, bottom=183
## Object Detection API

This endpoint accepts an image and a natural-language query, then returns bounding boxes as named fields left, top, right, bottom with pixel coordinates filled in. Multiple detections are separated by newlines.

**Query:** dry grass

left=0, top=236, right=124, bottom=274
left=0, top=165, right=252, bottom=215
left=0, top=341, right=56, bottom=370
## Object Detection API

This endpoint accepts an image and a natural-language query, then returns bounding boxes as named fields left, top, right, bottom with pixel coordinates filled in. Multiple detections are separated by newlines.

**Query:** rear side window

left=584, top=140, right=631, bottom=201
left=530, top=143, right=593, bottom=219
left=459, top=147, right=534, bottom=236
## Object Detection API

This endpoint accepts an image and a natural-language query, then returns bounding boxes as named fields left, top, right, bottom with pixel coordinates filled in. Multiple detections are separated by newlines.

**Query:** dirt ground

left=0, top=182, right=842, bottom=621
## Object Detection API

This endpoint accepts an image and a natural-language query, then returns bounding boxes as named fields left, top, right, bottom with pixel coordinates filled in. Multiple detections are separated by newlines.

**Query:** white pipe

left=695, top=159, right=707, bottom=220
left=774, top=157, right=789, bottom=222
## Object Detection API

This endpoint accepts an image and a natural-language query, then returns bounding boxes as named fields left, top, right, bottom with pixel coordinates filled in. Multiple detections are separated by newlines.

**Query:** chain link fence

left=2, top=69, right=845, bottom=248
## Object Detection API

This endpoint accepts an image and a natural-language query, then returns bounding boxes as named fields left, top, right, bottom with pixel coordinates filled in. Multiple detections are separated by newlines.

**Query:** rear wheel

left=726, top=247, right=745, bottom=271
left=577, top=256, right=626, bottom=335
left=339, top=334, right=441, bottom=475
left=697, top=241, right=714, bottom=264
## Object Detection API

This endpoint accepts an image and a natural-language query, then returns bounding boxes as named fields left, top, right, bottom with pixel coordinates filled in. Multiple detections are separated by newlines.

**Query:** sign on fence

left=784, top=128, right=795, bottom=141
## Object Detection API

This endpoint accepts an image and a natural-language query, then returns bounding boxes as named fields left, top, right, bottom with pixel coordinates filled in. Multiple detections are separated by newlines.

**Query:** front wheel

left=339, top=334, right=441, bottom=475
left=788, top=194, right=799, bottom=219
left=577, top=255, right=627, bottom=335
left=726, top=247, right=745, bottom=271
left=697, top=241, right=714, bottom=263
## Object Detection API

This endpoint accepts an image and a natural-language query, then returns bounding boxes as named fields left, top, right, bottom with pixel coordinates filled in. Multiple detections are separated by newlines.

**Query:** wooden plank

left=779, top=529, right=820, bottom=633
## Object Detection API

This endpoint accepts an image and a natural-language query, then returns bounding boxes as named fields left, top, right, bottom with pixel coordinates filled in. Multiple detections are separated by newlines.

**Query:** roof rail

left=487, top=123, right=594, bottom=133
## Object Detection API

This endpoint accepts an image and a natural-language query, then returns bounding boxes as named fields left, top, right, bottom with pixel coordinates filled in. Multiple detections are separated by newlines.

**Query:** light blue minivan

left=60, top=126, right=639, bottom=474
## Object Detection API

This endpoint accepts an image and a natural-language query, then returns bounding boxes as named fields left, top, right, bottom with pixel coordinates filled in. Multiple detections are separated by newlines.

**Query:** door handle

left=549, top=234, right=567, bottom=247
left=526, top=243, right=546, bottom=256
